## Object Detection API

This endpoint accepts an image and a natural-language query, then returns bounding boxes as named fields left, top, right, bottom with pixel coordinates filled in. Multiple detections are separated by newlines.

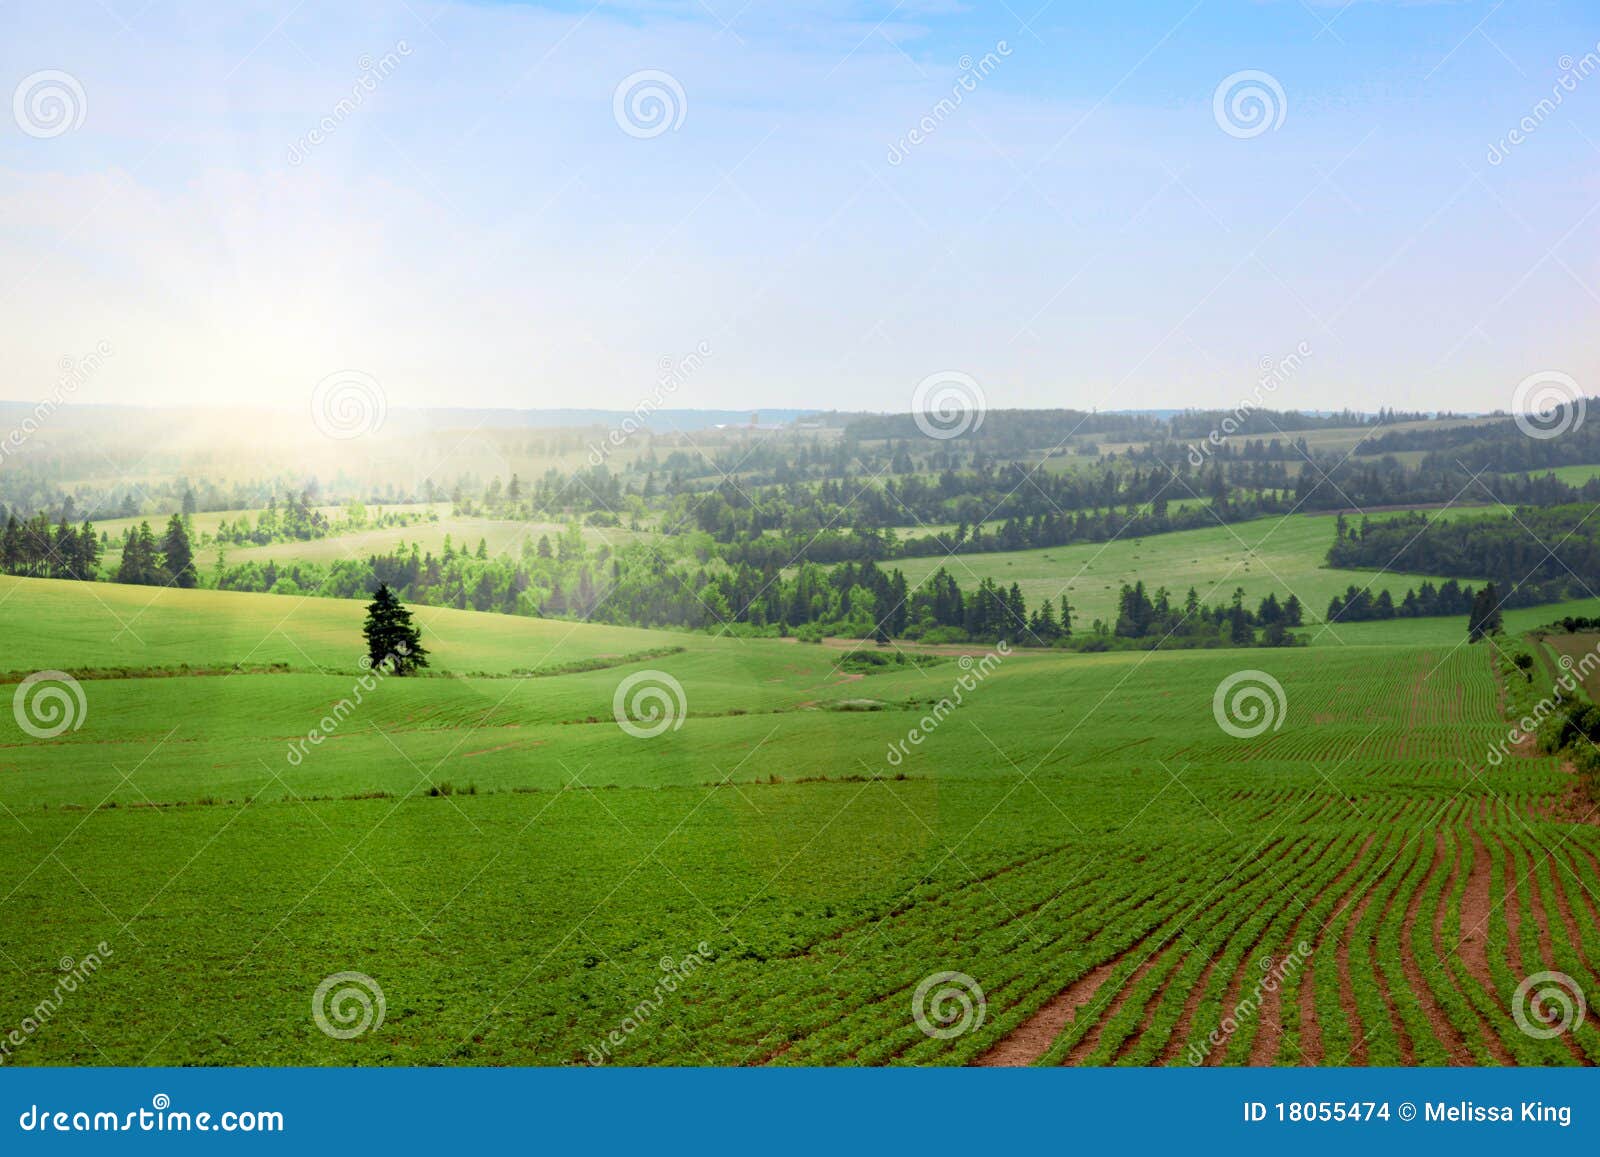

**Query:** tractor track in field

left=1299, top=832, right=1399, bottom=1065
left=974, top=842, right=1292, bottom=1068
left=1102, top=844, right=1306, bottom=1066
left=1156, top=933, right=1229, bottom=1066
left=1151, top=844, right=1318, bottom=1069
left=1430, top=828, right=1514, bottom=1065
left=1063, top=935, right=1181, bottom=1066
left=972, top=885, right=1180, bottom=1068
left=1542, top=843, right=1599, bottom=998
left=972, top=936, right=1149, bottom=1067
left=1458, top=827, right=1503, bottom=1012
left=1192, top=841, right=1334, bottom=1069
left=1498, top=834, right=1527, bottom=981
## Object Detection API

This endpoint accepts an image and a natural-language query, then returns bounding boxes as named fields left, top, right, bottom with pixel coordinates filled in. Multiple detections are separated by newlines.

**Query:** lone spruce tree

left=1467, top=582, right=1503, bottom=643
left=161, top=514, right=197, bottom=588
left=363, top=583, right=429, bottom=675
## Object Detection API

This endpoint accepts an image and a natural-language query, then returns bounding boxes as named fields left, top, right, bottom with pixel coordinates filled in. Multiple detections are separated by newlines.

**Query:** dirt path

left=1543, top=844, right=1597, bottom=982
left=1458, top=827, right=1502, bottom=1007
left=1431, top=826, right=1514, bottom=1065
left=1300, top=832, right=1397, bottom=1065
left=973, top=932, right=1154, bottom=1067
left=1063, top=938, right=1178, bottom=1065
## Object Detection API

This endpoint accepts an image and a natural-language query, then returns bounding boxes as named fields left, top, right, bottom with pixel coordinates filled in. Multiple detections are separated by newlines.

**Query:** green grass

left=0, top=577, right=1595, bottom=1067
left=0, top=574, right=678, bottom=675
left=1520, top=463, right=1600, bottom=487
left=93, top=505, right=646, bottom=571
left=204, top=515, right=648, bottom=568
left=891, top=509, right=1498, bottom=631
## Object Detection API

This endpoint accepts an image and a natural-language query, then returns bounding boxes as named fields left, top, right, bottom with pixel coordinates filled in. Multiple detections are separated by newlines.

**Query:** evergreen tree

left=115, top=522, right=162, bottom=585
left=75, top=519, right=100, bottom=580
left=362, top=583, right=429, bottom=674
left=1282, top=593, right=1303, bottom=627
left=1468, top=582, right=1503, bottom=642
left=160, top=514, right=197, bottom=588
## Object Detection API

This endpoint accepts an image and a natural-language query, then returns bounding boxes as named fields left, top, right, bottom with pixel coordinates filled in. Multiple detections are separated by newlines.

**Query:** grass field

left=1521, top=464, right=1600, bottom=487
left=2, top=577, right=1597, bottom=1066
left=891, top=509, right=1499, bottom=630
left=93, top=505, right=646, bottom=572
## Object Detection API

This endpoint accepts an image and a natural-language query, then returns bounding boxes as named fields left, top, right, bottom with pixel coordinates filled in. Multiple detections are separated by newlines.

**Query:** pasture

left=890, top=509, right=1497, bottom=631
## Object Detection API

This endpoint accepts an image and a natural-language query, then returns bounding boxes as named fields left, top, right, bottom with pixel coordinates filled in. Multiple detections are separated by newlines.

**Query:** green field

left=892, top=509, right=1498, bottom=631
left=1521, top=463, right=1600, bottom=487
left=2, top=578, right=1597, bottom=1066
left=93, top=505, right=646, bottom=572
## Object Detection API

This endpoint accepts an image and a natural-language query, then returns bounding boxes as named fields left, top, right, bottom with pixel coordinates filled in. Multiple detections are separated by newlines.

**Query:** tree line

left=1324, top=505, right=1599, bottom=607
left=0, top=513, right=196, bottom=588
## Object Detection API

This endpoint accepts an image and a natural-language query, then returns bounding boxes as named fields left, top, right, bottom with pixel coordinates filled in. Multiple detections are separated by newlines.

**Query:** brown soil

left=1334, top=832, right=1413, bottom=1065
left=1498, top=835, right=1525, bottom=979
left=1543, top=844, right=1597, bottom=983
left=1365, top=832, right=1419, bottom=1065
left=1063, top=938, right=1177, bottom=1066
left=1299, top=833, right=1396, bottom=1065
left=1432, top=827, right=1514, bottom=1065
left=1253, top=833, right=1374, bottom=1065
left=973, top=931, right=1155, bottom=1067
left=1458, top=827, right=1502, bottom=1005
left=1507, top=837, right=1589, bottom=1064
left=1400, top=831, right=1472, bottom=1064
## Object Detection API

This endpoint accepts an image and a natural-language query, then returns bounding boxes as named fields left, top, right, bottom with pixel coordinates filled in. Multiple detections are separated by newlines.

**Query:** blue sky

left=2, top=0, right=1597, bottom=416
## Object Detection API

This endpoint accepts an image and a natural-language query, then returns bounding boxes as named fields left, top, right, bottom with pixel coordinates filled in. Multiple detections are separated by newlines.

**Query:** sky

left=2, top=0, right=1598, bottom=418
